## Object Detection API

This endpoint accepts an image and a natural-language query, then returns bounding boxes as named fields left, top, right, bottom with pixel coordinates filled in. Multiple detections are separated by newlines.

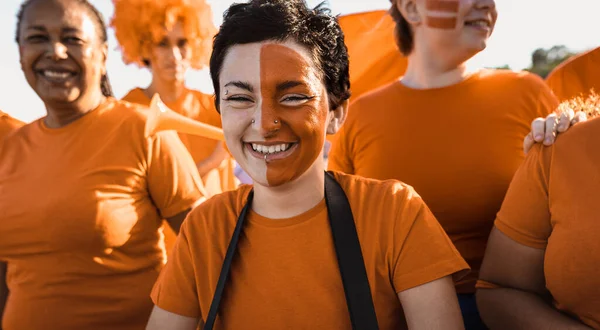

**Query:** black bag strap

left=203, top=172, right=378, bottom=330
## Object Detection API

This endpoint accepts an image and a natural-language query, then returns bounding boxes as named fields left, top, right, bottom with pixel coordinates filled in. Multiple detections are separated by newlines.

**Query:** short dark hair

left=15, top=0, right=113, bottom=97
left=210, top=0, right=350, bottom=111
left=389, top=0, right=414, bottom=56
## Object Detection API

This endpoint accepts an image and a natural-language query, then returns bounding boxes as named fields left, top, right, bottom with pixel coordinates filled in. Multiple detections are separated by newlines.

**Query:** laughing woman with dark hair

left=146, top=1, right=469, bottom=329
left=0, top=0, right=206, bottom=329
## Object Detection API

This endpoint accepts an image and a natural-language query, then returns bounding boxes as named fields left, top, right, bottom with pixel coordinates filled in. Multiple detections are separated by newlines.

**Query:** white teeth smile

left=466, top=20, right=490, bottom=28
left=251, top=143, right=291, bottom=154
left=42, top=70, right=72, bottom=79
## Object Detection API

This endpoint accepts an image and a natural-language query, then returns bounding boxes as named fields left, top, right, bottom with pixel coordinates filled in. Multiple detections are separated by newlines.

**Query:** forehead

left=161, top=21, right=186, bottom=39
left=21, top=0, right=97, bottom=35
left=220, top=41, right=319, bottom=84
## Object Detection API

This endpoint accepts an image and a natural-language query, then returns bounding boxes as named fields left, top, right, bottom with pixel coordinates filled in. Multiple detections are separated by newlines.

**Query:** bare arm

left=146, top=306, right=198, bottom=330
left=196, top=142, right=228, bottom=177
left=0, top=262, right=7, bottom=330
left=477, top=228, right=591, bottom=330
left=398, top=276, right=464, bottom=330
left=166, top=209, right=191, bottom=235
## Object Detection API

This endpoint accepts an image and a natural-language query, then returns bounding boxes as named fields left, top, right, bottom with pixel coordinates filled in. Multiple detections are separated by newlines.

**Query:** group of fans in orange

left=0, top=0, right=598, bottom=329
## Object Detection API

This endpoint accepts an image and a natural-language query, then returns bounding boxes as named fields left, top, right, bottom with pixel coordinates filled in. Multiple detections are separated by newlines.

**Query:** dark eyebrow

left=26, top=26, right=46, bottom=32
left=224, top=81, right=254, bottom=93
left=62, top=27, right=82, bottom=34
left=276, top=81, right=303, bottom=93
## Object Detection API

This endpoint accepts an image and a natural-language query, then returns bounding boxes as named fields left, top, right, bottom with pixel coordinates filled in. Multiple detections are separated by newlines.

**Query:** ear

left=327, top=99, right=349, bottom=135
left=100, top=42, right=109, bottom=74
left=397, top=0, right=422, bottom=25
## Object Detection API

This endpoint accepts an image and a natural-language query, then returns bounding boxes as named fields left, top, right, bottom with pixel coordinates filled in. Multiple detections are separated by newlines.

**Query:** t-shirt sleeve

left=534, top=76, right=560, bottom=117
left=494, top=144, right=553, bottom=249
left=146, top=131, right=207, bottom=219
left=151, top=219, right=201, bottom=318
left=391, top=187, right=470, bottom=293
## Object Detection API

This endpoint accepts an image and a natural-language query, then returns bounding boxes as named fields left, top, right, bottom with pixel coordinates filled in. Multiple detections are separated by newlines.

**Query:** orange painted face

left=219, top=41, right=329, bottom=187
left=425, top=0, right=459, bottom=29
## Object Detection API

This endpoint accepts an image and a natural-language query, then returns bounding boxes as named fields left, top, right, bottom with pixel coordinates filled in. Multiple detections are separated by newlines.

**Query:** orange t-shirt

left=546, top=47, right=600, bottom=102
left=151, top=172, right=469, bottom=329
left=328, top=69, right=559, bottom=293
left=0, top=110, right=24, bottom=141
left=492, top=117, right=600, bottom=329
left=0, top=98, right=204, bottom=330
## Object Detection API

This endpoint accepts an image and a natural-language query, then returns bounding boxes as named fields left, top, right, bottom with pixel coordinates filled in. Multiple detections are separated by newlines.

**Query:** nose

left=259, top=101, right=282, bottom=137
left=46, top=42, right=68, bottom=60
left=168, top=46, right=183, bottom=62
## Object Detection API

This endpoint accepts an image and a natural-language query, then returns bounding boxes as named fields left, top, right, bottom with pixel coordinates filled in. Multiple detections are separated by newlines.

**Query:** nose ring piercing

left=274, top=120, right=279, bottom=124
left=251, top=119, right=255, bottom=123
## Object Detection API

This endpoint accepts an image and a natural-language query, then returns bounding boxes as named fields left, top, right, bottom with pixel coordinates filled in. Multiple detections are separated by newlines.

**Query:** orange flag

left=327, top=10, right=407, bottom=145
left=340, top=10, right=407, bottom=102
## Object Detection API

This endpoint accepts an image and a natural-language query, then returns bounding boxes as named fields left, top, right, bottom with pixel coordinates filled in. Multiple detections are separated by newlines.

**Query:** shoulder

left=554, top=115, right=600, bottom=152
left=121, top=87, right=149, bottom=105
left=332, top=171, right=423, bottom=210
left=182, top=185, right=253, bottom=235
left=547, top=47, right=600, bottom=83
left=477, top=68, right=548, bottom=91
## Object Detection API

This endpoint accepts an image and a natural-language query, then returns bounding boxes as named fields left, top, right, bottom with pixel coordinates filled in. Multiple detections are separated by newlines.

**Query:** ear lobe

left=327, top=99, right=349, bottom=135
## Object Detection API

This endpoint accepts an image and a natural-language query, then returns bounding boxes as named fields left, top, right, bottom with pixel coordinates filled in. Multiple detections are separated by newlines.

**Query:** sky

left=1, top=0, right=599, bottom=122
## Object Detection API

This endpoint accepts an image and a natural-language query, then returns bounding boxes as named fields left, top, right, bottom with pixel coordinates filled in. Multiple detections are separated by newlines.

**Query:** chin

left=36, top=87, right=80, bottom=104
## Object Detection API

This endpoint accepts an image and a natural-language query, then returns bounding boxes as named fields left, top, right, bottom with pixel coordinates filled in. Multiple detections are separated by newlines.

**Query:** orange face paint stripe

left=426, top=16, right=457, bottom=29
left=425, top=0, right=459, bottom=13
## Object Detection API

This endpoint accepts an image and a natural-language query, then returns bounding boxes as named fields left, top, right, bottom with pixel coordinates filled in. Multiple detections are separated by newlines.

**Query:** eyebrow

left=25, top=26, right=82, bottom=34
left=276, top=80, right=304, bottom=93
left=224, top=81, right=254, bottom=93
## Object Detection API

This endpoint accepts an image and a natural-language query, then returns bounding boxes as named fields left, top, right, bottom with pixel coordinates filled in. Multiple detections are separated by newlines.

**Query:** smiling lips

left=37, top=68, right=77, bottom=82
left=245, top=142, right=298, bottom=161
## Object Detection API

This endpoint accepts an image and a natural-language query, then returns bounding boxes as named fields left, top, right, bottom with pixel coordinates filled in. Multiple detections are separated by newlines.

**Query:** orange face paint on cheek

left=260, top=44, right=328, bottom=186
left=425, top=0, right=459, bottom=12
left=426, top=17, right=458, bottom=29
left=425, top=0, right=459, bottom=30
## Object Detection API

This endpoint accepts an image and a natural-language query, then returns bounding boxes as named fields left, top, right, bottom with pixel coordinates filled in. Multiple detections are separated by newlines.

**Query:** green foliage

left=526, top=45, right=576, bottom=78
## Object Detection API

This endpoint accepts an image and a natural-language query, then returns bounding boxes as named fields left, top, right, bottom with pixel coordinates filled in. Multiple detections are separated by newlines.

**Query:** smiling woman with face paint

left=0, top=0, right=206, bottom=329
left=328, top=1, right=562, bottom=328
left=146, top=1, right=469, bottom=330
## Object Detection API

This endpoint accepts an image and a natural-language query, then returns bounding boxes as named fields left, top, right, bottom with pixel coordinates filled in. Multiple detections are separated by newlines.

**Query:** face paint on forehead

left=258, top=43, right=328, bottom=187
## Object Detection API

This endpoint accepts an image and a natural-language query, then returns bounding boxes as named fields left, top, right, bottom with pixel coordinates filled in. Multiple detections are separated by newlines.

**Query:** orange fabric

left=329, top=69, right=559, bottom=293
left=493, top=117, right=600, bottom=329
left=123, top=88, right=237, bottom=252
left=0, top=110, right=24, bottom=141
left=328, top=10, right=407, bottom=145
left=0, top=98, right=204, bottom=330
left=546, top=47, right=600, bottom=102
left=151, top=171, right=469, bottom=329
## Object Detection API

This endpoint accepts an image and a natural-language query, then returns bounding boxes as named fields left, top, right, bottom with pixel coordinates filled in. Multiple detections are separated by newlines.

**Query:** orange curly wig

left=556, top=90, right=600, bottom=119
left=111, top=0, right=216, bottom=69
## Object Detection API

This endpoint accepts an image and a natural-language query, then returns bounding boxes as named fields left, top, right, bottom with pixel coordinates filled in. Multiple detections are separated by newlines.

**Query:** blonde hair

left=111, top=0, right=216, bottom=69
left=556, top=90, right=600, bottom=119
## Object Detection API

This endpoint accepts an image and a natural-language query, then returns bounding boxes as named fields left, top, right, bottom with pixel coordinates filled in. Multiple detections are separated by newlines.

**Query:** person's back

left=546, top=47, right=600, bottom=102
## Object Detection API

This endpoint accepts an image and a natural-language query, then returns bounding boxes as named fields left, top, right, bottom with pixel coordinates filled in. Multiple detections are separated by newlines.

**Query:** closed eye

left=224, top=95, right=254, bottom=103
left=281, top=95, right=315, bottom=105
left=26, top=34, right=47, bottom=43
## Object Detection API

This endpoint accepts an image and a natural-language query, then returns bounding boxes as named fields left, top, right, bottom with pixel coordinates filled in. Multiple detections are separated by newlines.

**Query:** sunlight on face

left=218, top=41, right=330, bottom=187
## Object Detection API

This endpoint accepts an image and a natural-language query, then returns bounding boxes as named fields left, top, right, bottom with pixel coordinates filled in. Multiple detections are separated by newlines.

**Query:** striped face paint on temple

left=425, top=0, right=459, bottom=29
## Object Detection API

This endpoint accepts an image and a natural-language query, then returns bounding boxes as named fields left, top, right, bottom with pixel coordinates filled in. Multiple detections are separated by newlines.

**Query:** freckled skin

left=260, top=44, right=328, bottom=186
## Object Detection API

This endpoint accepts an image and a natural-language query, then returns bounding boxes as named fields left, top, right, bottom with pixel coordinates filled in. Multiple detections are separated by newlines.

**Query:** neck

left=146, top=77, right=185, bottom=103
left=252, top=158, right=325, bottom=219
left=402, top=42, right=473, bottom=89
left=44, top=93, right=106, bottom=128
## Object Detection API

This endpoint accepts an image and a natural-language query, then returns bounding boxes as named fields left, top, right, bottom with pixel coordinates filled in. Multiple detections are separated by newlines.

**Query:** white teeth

left=43, top=70, right=71, bottom=79
left=468, top=20, right=489, bottom=28
left=250, top=143, right=292, bottom=154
